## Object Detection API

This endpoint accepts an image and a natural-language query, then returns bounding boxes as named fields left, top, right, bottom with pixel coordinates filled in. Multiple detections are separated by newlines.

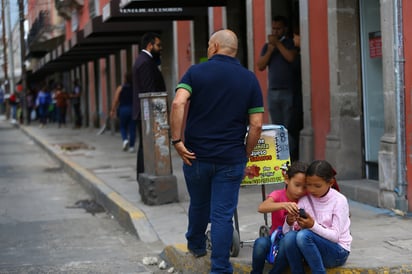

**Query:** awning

left=30, top=15, right=165, bottom=78
left=84, top=15, right=165, bottom=35
left=29, top=0, right=225, bottom=80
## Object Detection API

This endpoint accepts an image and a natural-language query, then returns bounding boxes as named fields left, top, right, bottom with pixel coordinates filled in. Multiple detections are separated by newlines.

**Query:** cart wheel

left=230, top=229, right=240, bottom=257
left=206, top=230, right=212, bottom=250
left=259, top=225, right=270, bottom=237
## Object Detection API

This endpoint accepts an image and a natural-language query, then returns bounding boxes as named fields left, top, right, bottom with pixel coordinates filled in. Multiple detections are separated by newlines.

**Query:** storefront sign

left=103, top=0, right=203, bottom=21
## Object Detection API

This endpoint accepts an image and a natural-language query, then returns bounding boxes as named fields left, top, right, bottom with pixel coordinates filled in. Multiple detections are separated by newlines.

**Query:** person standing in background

left=257, top=15, right=299, bottom=161
left=8, top=91, right=18, bottom=124
left=132, top=32, right=166, bottom=176
left=70, top=79, right=82, bottom=129
left=36, top=82, right=51, bottom=128
left=111, top=72, right=136, bottom=153
left=171, top=29, right=264, bottom=273
left=26, top=88, right=35, bottom=124
left=48, top=82, right=57, bottom=124
left=54, top=83, right=69, bottom=128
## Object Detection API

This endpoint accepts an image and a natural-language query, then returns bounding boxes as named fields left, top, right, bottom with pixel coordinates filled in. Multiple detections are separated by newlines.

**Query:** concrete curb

left=20, top=125, right=160, bottom=243
left=161, top=245, right=412, bottom=274
left=161, top=244, right=270, bottom=274
left=161, top=244, right=253, bottom=274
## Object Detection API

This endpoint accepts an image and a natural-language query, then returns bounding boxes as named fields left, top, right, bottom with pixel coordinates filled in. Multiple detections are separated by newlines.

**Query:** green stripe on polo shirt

left=248, top=107, right=264, bottom=114
left=176, top=83, right=192, bottom=94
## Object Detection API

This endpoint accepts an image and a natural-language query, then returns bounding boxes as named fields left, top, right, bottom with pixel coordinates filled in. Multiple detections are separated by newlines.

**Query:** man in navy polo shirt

left=170, top=29, right=264, bottom=273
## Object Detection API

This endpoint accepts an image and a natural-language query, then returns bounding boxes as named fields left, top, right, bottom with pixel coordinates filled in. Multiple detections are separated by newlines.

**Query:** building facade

left=25, top=0, right=411, bottom=212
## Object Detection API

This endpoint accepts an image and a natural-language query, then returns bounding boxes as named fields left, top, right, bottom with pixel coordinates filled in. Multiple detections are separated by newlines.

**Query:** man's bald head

left=207, top=29, right=238, bottom=58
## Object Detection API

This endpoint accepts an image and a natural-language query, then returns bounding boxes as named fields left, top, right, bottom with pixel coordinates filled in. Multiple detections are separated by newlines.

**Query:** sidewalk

left=16, top=120, right=412, bottom=274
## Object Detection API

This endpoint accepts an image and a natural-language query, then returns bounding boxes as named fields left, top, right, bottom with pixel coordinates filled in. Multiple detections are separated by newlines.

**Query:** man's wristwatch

left=171, top=139, right=182, bottom=145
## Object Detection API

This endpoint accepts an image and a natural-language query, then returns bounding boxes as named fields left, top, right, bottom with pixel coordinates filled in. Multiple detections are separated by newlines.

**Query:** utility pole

left=5, top=0, right=15, bottom=95
left=18, top=0, right=27, bottom=123
left=1, top=0, right=8, bottom=92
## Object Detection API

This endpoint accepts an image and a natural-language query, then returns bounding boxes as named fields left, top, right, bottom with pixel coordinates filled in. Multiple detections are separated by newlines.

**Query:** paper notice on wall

left=369, top=31, right=382, bottom=59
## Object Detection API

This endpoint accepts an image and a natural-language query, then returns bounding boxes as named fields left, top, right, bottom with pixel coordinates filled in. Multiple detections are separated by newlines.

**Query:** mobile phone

left=299, top=208, right=307, bottom=219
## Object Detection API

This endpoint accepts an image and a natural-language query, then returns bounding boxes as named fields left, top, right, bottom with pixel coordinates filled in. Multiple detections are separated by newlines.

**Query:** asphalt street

left=0, top=118, right=166, bottom=273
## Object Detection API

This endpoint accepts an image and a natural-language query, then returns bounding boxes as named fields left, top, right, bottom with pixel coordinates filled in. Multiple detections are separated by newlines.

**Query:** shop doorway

left=359, top=0, right=383, bottom=179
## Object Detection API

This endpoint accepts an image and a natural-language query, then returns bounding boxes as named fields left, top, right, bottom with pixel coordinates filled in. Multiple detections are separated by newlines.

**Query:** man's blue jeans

left=267, top=89, right=293, bottom=130
left=267, top=89, right=295, bottom=160
left=183, top=160, right=245, bottom=274
left=277, top=230, right=350, bottom=274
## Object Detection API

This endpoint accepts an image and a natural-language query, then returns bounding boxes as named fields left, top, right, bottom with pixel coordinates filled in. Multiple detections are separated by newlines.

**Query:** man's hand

left=268, top=34, right=278, bottom=45
left=173, top=142, right=196, bottom=166
left=268, top=35, right=278, bottom=50
left=110, top=110, right=116, bottom=118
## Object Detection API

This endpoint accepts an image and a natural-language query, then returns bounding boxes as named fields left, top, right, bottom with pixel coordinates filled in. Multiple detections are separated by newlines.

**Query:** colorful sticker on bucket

left=242, top=125, right=290, bottom=185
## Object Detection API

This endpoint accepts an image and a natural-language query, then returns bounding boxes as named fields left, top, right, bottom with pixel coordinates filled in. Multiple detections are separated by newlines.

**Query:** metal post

left=5, top=0, right=15, bottom=95
left=18, top=0, right=27, bottom=124
left=1, top=0, right=8, bottom=88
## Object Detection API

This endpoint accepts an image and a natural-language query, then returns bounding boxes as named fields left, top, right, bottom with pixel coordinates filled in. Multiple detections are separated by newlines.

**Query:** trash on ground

left=159, top=260, right=168, bottom=269
left=66, top=199, right=105, bottom=215
left=142, top=256, right=158, bottom=265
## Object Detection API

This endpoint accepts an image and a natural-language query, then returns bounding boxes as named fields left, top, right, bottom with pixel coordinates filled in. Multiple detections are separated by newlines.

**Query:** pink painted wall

left=176, top=21, right=192, bottom=79
left=77, top=0, right=89, bottom=30
left=100, top=58, right=108, bottom=124
left=402, top=0, right=412, bottom=211
left=253, top=0, right=269, bottom=124
left=309, top=0, right=330, bottom=159
left=213, top=7, right=223, bottom=31
left=109, top=55, right=117, bottom=104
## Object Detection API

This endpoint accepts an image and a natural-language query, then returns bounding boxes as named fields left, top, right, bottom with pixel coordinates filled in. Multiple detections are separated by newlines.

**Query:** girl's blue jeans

left=272, top=230, right=350, bottom=274
left=183, top=160, right=245, bottom=274
left=251, top=236, right=271, bottom=274
left=251, top=236, right=290, bottom=274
